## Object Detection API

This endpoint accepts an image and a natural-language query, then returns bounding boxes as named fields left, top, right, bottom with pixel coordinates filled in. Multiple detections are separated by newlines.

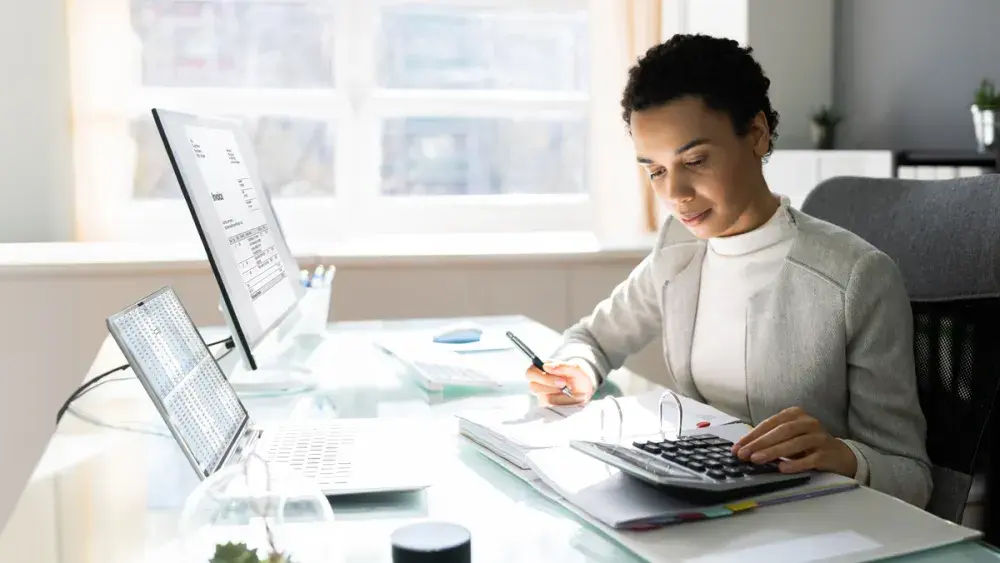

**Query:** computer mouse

left=432, top=323, right=484, bottom=344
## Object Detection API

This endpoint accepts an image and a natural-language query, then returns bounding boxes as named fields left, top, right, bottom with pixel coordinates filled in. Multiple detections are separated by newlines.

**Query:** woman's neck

left=718, top=191, right=781, bottom=238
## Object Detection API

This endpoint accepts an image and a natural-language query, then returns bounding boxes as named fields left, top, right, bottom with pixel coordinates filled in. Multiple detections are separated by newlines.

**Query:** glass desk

left=4, top=315, right=998, bottom=562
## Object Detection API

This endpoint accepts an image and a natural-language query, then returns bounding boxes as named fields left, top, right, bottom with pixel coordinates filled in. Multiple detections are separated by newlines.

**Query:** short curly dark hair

left=621, top=34, right=779, bottom=156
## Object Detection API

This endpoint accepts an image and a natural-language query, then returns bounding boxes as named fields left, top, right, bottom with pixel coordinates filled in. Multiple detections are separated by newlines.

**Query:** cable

left=65, top=404, right=171, bottom=438
left=55, top=336, right=234, bottom=425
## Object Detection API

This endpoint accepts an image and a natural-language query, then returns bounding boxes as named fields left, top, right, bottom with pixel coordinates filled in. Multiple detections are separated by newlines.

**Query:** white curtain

left=588, top=0, right=669, bottom=240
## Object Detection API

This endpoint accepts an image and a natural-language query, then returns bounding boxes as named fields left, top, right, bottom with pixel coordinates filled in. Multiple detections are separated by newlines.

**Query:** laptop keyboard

left=411, top=360, right=496, bottom=386
left=629, top=434, right=781, bottom=480
left=262, top=423, right=357, bottom=487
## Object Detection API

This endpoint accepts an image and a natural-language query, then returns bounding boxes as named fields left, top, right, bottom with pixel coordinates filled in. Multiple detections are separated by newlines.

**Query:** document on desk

left=457, top=387, right=740, bottom=473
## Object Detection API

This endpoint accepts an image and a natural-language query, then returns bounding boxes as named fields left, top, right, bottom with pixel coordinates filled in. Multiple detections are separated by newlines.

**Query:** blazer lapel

left=662, top=244, right=706, bottom=401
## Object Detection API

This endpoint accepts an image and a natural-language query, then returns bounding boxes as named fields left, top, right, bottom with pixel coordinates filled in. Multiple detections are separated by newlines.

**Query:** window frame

left=71, top=0, right=596, bottom=243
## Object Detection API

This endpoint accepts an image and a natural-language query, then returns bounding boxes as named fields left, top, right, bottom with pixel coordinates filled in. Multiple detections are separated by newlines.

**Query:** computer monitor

left=151, top=108, right=307, bottom=377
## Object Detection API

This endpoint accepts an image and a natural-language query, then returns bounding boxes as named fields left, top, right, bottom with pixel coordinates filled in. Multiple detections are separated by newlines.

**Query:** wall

left=0, top=0, right=74, bottom=242
left=749, top=0, right=835, bottom=150
left=673, top=0, right=835, bottom=150
left=835, top=0, right=1000, bottom=150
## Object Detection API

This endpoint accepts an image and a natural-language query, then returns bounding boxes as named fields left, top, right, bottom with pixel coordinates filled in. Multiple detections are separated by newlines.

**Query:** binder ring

left=658, top=389, right=684, bottom=440
left=599, top=396, right=624, bottom=451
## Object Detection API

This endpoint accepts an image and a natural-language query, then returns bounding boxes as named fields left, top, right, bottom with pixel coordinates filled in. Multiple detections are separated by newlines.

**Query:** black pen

left=506, top=331, right=574, bottom=397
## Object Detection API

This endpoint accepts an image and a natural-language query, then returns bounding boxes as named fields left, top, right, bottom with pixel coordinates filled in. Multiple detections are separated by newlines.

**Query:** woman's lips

left=679, top=209, right=711, bottom=226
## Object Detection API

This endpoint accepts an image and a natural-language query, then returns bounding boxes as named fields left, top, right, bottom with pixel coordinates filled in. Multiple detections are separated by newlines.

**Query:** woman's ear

left=750, top=111, right=770, bottom=158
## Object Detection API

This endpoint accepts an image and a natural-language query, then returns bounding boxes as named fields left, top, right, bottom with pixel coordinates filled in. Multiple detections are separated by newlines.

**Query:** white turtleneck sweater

left=689, top=196, right=868, bottom=482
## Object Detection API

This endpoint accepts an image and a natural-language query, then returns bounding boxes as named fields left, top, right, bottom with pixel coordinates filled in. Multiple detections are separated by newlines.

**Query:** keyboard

left=569, top=433, right=812, bottom=503
left=409, top=359, right=499, bottom=390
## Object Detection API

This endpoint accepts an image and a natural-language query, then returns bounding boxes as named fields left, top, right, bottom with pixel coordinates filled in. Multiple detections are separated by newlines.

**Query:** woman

left=524, top=34, right=932, bottom=507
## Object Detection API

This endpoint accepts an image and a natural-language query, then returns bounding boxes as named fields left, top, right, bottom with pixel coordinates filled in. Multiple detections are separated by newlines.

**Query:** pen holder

left=298, top=265, right=335, bottom=336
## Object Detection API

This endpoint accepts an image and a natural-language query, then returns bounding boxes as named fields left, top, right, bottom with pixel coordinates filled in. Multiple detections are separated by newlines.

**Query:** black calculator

left=570, top=433, right=812, bottom=503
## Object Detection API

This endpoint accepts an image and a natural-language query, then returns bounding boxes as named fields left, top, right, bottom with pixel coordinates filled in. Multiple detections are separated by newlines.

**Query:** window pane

left=380, top=118, right=586, bottom=196
left=131, top=0, right=334, bottom=88
left=132, top=116, right=335, bottom=199
left=377, top=6, right=588, bottom=91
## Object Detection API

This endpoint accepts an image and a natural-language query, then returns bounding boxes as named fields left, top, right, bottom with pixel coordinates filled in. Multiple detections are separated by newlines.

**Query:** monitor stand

left=227, top=358, right=318, bottom=395
left=222, top=293, right=331, bottom=395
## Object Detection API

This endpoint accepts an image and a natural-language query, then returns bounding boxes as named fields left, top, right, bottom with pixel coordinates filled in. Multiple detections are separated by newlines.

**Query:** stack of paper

left=456, top=388, right=740, bottom=474
left=524, top=424, right=859, bottom=530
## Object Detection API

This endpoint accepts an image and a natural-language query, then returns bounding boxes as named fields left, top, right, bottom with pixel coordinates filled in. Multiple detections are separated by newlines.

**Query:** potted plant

left=971, top=78, right=999, bottom=153
left=809, top=106, right=841, bottom=150
left=209, top=541, right=295, bottom=563
left=180, top=455, right=335, bottom=563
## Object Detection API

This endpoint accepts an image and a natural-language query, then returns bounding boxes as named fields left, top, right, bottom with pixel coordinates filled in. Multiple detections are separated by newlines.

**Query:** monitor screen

left=152, top=109, right=305, bottom=370
left=106, top=287, right=248, bottom=478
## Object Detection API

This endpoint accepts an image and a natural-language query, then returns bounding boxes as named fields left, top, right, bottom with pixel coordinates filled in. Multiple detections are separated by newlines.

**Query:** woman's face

left=630, top=96, right=771, bottom=239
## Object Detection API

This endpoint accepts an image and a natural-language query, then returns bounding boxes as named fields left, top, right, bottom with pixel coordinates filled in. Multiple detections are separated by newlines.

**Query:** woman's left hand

left=731, top=406, right=857, bottom=478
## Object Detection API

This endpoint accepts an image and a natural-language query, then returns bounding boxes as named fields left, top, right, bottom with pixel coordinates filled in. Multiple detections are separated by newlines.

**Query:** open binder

left=456, top=388, right=740, bottom=472
left=457, top=389, right=857, bottom=530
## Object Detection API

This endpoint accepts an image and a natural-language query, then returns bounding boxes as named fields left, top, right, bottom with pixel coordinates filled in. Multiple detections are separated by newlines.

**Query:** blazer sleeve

left=841, top=249, right=933, bottom=507
left=550, top=252, right=663, bottom=389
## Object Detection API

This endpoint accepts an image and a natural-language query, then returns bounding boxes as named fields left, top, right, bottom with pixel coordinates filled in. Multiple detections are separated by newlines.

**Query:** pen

left=505, top=331, right=574, bottom=398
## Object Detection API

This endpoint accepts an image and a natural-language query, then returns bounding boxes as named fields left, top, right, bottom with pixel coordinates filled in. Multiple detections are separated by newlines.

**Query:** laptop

left=105, top=286, right=432, bottom=495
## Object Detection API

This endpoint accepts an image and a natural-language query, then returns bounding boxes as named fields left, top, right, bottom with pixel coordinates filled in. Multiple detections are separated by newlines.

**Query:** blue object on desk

left=432, top=323, right=483, bottom=344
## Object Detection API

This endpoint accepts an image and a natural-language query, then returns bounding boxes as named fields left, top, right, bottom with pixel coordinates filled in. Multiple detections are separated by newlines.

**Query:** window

left=70, top=0, right=605, bottom=244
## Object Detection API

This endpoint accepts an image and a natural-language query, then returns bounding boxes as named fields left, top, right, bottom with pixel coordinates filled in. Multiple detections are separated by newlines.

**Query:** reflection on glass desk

left=4, top=315, right=999, bottom=563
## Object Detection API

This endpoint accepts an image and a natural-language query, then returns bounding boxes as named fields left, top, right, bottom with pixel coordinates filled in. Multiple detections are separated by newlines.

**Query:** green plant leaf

left=209, top=542, right=262, bottom=563
left=974, top=78, right=1000, bottom=109
left=810, top=105, right=841, bottom=126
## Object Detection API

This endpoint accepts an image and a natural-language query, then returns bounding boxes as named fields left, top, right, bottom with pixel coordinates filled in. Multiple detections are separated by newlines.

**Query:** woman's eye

left=649, top=169, right=666, bottom=179
left=686, top=158, right=705, bottom=168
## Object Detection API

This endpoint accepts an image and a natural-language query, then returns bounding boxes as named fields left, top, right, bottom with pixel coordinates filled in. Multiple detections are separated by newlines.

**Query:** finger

left=778, top=452, right=822, bottom=474
left=542, top=362, right=580, bottom=376
left=524, top=367, right=567, bottom=389
left=747, top=434, right=826, bottom=464
left=542, top=390, right=585, bottom=406
left=732, top=408, right=801, bottom=452
left=528, top=381, right=564, bottom=396
left=737, top=419, right=818, bottom=460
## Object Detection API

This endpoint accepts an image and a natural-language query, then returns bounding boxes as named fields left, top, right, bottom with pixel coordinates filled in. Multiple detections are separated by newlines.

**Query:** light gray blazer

left=552, top=207, right=933, bottom=507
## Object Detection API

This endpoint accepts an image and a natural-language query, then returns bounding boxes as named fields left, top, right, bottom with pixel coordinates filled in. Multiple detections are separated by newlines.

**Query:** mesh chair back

left=802, top=175, right=1000, bottom=522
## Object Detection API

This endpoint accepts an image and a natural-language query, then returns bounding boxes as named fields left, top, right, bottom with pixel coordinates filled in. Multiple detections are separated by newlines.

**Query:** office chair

left=801, top=175, right=1000, bottom=534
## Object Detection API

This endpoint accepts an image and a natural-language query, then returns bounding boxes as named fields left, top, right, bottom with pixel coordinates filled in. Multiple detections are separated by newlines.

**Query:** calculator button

left=641, top=443, right=663, bottom=454
left=724, top=466, right=745, bottom=478
left=707, top=469, right=727, bottom=480
left=686, top=461, right=706, bottom=472
left=746, top=463, right=780, bottom=475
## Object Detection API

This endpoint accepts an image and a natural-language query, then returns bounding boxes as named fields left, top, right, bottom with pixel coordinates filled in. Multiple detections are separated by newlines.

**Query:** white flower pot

left=971, top=104, right=996, bottom=153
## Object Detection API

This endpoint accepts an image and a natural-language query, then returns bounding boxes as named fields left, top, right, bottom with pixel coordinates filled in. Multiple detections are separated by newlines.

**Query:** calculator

left=570, top=433, right=812, bottom=503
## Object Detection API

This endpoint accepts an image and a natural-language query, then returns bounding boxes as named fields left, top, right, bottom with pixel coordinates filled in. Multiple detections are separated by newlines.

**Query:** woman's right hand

left=524, top=361, right=595, bottom=406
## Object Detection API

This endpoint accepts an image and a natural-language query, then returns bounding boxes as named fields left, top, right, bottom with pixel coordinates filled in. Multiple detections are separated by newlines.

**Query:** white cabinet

left=764, top=150, right=893, bottom=209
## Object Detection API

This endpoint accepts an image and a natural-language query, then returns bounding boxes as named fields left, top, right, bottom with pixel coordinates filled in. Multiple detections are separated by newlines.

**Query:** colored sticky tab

left=725, top=500, right=759, bottom=513
left=700, top=507, right=734, bottom=518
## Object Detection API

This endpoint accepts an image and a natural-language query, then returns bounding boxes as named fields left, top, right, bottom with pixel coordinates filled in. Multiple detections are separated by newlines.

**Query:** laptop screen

left=106, top=287, right=248, bottom=478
